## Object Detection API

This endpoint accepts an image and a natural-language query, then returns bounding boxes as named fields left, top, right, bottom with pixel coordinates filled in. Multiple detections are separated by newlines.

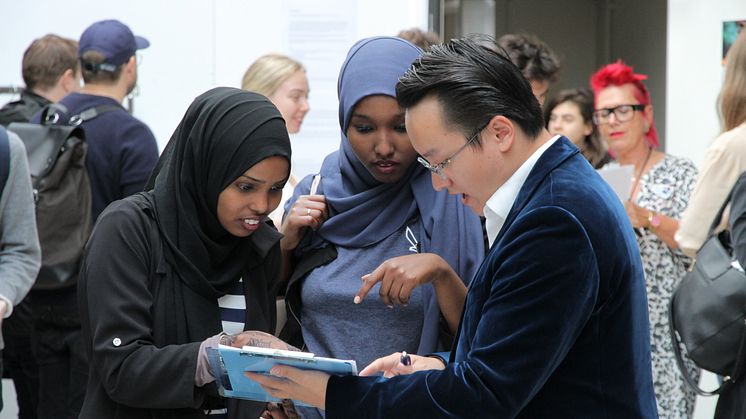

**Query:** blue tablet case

left=207, top=345, right=358, bottom=406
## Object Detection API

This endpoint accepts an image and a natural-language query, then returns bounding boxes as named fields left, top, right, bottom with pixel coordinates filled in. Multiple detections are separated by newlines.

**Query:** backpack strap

left=40, top=103, right=70, bottom=126
left=0, top=127, right=10, bottom=198
left=68, top=104, right=124, bottom=126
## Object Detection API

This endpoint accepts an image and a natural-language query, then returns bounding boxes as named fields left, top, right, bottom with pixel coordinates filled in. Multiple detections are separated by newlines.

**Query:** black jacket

left=715, top=171, right=746, bottom=419
left=0, top=90, right=50, bottom=127
left=78, top=194, right=283, bottom=419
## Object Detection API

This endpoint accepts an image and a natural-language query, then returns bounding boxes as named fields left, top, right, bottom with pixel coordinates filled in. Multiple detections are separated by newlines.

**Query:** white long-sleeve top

left=676, top=123, right=746, bottom=257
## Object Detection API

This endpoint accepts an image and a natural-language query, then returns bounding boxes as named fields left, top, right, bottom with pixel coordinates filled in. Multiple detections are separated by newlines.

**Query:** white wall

left=667, top=0, right=746, bottom=166
left=0, top=0, right=428, bottom=177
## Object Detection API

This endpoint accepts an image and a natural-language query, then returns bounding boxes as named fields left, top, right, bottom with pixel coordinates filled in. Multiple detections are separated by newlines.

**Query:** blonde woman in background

left=676, top=31, right=746, bottom=258
left=242, top=54, right=310, bottom=227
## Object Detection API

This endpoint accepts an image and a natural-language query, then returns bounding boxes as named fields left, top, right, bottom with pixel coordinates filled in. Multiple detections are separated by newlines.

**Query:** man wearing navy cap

left=30, top=19, right=159, bottom=419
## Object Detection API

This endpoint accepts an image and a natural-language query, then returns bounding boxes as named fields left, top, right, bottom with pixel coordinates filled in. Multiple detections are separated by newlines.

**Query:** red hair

left=590, top=60, right=658, bottom=148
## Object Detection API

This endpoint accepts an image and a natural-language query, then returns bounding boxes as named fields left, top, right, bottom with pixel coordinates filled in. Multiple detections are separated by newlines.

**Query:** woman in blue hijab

left=278, top=37, right=484, bottom=379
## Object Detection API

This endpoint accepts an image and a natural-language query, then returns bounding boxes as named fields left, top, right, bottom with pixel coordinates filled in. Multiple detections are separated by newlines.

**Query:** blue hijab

left=318, top=36, right=424, bottom=246
left=287, top=37, right=484, bottom=351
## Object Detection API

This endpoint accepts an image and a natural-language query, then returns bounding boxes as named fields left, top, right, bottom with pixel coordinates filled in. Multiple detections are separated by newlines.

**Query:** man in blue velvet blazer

left=247, top=35, right=658, bottom=418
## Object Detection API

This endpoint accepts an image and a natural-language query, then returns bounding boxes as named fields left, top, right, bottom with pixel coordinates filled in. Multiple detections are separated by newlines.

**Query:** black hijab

left=144, top=87, right=290, bottom=341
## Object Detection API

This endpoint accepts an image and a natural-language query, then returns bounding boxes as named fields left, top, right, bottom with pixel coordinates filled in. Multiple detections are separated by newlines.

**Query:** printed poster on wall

left=285, top=0, right=358, bottom=178
left=723, top=20, right=746, bottom=63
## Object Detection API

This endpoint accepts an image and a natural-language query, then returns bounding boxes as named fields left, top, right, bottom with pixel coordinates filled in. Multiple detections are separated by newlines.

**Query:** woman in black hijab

left=77, top=87, right=291, bottom=419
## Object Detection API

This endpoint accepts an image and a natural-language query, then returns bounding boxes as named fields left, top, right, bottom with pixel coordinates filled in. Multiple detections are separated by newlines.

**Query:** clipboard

left=206, top=345, right=357, bottom=406
left=597, top=164, right=634, bottom=202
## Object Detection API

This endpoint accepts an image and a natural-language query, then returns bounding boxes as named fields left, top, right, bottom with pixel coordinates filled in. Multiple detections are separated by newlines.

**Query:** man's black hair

left=396, top=34, right=544, bottom=143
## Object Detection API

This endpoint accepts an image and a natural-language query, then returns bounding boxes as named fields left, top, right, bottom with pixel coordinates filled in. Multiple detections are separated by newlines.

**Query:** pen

left=400, top=351, right=411, bottom=366
left=309, top=174, right=321, bottom=195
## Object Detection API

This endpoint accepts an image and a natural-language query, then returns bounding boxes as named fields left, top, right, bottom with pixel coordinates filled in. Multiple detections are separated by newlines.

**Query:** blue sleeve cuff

left=426, top=351, right=449, bottom=366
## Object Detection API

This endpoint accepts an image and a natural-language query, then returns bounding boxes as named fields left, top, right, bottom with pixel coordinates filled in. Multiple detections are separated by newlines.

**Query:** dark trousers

left=31, top=288, right=87, bottom=419
left=3, top=297, right=39, bottom=419
left=0, top=353, right=3, bottom=412
left=715, top=378, right=746, bottom=419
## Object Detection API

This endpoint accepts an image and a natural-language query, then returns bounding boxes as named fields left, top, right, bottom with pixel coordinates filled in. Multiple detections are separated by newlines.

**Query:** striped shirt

left=218, top=278, right=245, bottom=335
left=212, top=279, right=246, bottom=416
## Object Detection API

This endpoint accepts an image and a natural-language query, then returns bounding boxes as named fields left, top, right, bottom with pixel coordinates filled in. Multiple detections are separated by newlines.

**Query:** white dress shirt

left=483, top=135, right=560, bottom=247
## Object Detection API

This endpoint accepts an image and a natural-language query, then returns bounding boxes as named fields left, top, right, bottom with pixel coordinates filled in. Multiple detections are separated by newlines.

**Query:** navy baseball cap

left=78, top=19, right=149, bottom=71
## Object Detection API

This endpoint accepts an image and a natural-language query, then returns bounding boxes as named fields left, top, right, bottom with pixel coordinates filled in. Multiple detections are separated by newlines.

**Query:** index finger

left=354, top=266, right=385, bottom=304
left=359, top=353, right=400, bottom=376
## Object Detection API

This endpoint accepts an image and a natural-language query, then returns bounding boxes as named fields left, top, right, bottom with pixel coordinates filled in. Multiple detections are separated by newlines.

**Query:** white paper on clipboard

left=597, top=164, right=634, bottom=202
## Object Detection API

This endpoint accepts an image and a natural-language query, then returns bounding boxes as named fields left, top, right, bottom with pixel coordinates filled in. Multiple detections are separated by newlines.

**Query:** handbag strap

left=668, top=293, right=746, bottom=396
left=707, top=187, right=736, bottom=238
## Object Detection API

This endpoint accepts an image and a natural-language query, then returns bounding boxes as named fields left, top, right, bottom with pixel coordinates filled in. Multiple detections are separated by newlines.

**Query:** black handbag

left=669, top=187, right=746, bottom=396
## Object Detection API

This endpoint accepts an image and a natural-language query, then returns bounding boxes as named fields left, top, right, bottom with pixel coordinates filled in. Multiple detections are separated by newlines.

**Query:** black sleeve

left=79, top=203, right=206, bottom=409
left=729, top=172, right=746, bottom=268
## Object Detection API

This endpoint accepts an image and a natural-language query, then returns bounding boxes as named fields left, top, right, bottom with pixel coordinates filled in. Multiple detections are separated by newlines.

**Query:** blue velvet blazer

left=326, top=137, right=659, bottom=418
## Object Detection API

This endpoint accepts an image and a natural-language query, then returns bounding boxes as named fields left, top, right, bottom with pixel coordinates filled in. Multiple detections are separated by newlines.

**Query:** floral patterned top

left=635, top=153, right=698, bottom=419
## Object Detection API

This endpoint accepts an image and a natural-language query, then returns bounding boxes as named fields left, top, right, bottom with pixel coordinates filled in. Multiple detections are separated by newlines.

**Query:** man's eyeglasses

left=592, top=104, right=645, bottom=125
left=417, top=123, right=487, bottom=180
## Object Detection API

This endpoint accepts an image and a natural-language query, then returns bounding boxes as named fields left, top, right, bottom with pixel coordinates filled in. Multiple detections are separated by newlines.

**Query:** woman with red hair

left=591, top=61, right=698, bottom=419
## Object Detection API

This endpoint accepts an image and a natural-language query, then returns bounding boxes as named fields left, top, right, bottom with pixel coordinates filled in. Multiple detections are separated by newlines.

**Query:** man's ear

left=60, top=69, right=76, bottom=93
left=122, top=56, right=137, bottom=78
left=486, top=115, right=514, bottom=152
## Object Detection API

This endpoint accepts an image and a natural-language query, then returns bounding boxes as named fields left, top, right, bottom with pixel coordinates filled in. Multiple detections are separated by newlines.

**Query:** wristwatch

left=647, top=210, right=662, bottom=232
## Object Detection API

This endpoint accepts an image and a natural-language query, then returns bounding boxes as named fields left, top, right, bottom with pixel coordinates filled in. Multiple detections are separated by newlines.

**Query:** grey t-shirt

left=300, top=220, right=425, bottom=371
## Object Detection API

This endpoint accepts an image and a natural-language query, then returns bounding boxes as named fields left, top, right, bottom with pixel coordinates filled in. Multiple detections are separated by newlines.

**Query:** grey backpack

left=8, top=104, right=117, bottom=290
